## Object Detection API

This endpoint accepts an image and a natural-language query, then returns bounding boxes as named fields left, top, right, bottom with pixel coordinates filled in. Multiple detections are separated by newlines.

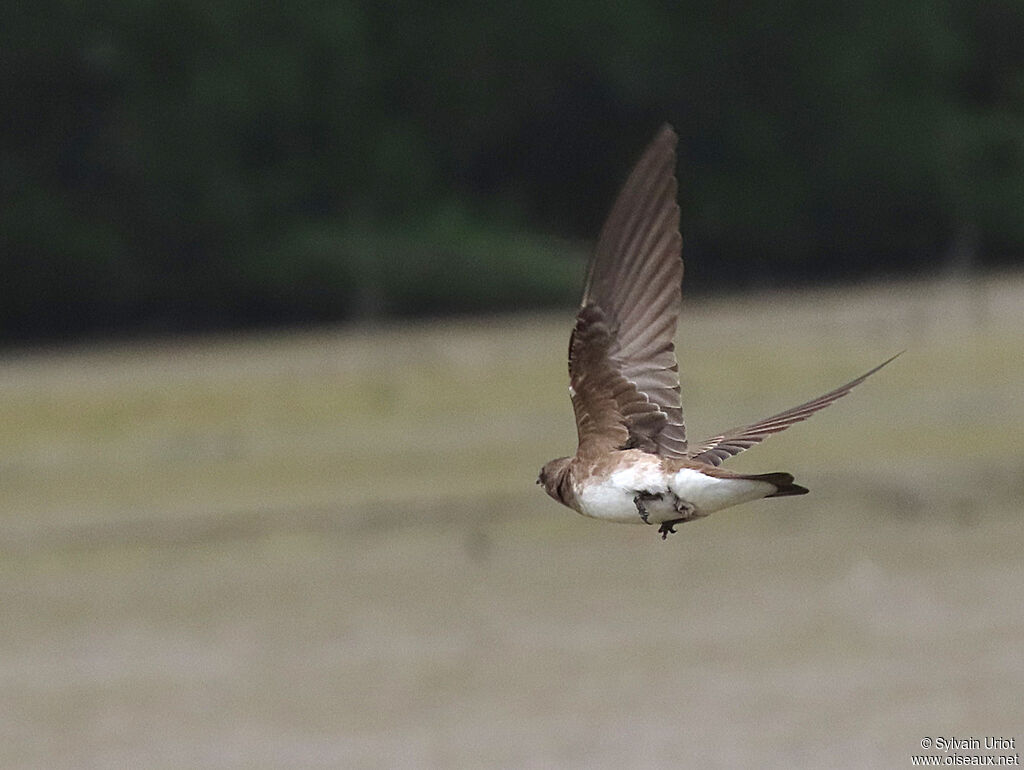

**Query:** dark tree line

left=2, top=0, right=1022, bottom=342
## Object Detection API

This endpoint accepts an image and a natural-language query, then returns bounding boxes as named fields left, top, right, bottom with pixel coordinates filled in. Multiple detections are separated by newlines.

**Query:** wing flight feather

left=569, top=125, right=689, bottom=458
left=687, top=354, right=901, bottom=466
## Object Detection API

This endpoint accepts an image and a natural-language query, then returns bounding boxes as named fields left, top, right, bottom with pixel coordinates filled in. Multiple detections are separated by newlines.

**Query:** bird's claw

left=658, top=520, right=680, bottom=539
left=633, top=495, right=652, bottom=525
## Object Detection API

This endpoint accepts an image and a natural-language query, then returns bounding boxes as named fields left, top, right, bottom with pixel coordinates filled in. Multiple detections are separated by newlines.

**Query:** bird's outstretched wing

left=687, top=353, right=901, bottom=466
left=569, top=125, right=689, bottom=459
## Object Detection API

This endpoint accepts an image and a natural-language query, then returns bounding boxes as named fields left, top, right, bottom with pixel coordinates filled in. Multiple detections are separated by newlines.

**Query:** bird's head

left=537, top=456, right=573, bottom=506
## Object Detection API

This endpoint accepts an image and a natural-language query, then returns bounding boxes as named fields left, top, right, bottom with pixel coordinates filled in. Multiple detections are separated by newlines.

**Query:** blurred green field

left=1, top=276, right=1023, bottom=768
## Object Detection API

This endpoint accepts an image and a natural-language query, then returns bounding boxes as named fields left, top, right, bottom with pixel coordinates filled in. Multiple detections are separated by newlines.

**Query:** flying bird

left=537, top=125, right=898, bottom=538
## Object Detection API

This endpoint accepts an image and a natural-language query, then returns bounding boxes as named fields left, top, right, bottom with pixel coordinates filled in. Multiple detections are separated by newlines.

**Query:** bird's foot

left=658, top=519, right=683, bottom=539
left=633, top=492, right=663, bottom=525
left=659, top=503, right=697, bottom=540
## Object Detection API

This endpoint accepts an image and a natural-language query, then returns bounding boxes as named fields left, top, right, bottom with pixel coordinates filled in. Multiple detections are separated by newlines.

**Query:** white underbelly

left=575, top=459, right=675, bottom=524
left=669, top=468, right=775, bottom=515
left=576, top=482, right=678, bottom=523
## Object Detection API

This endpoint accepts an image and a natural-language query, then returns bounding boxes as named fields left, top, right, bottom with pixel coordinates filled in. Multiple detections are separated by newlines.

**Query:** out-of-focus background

left=2, top=2, right=1023, bottom=767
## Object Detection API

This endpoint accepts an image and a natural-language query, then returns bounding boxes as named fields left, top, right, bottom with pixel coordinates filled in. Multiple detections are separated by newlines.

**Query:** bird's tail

left=740, top=471, right=810, bottom=498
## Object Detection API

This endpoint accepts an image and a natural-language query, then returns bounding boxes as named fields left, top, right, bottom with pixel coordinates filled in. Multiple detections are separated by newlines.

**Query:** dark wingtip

left=654, top=123, right=678, bottom=144
left=768, top=483, right=810, bottom=498
left=843, top=350, right=903, bottom=390
left=868, top=350, right=904, bottom=375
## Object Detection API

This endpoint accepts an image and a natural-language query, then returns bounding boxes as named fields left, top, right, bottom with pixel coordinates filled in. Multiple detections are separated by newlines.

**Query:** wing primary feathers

left=565, top=124, right=895, bottom=467
left=688, top=352, right=902, bottom=466
left=568, top=125, right=689, bottom=459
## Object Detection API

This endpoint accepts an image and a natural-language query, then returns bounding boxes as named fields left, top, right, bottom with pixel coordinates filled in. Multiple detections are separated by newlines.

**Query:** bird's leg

left=632, top=492, right=663, bottom=525
left=658, top=500, right=697, bottom=539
